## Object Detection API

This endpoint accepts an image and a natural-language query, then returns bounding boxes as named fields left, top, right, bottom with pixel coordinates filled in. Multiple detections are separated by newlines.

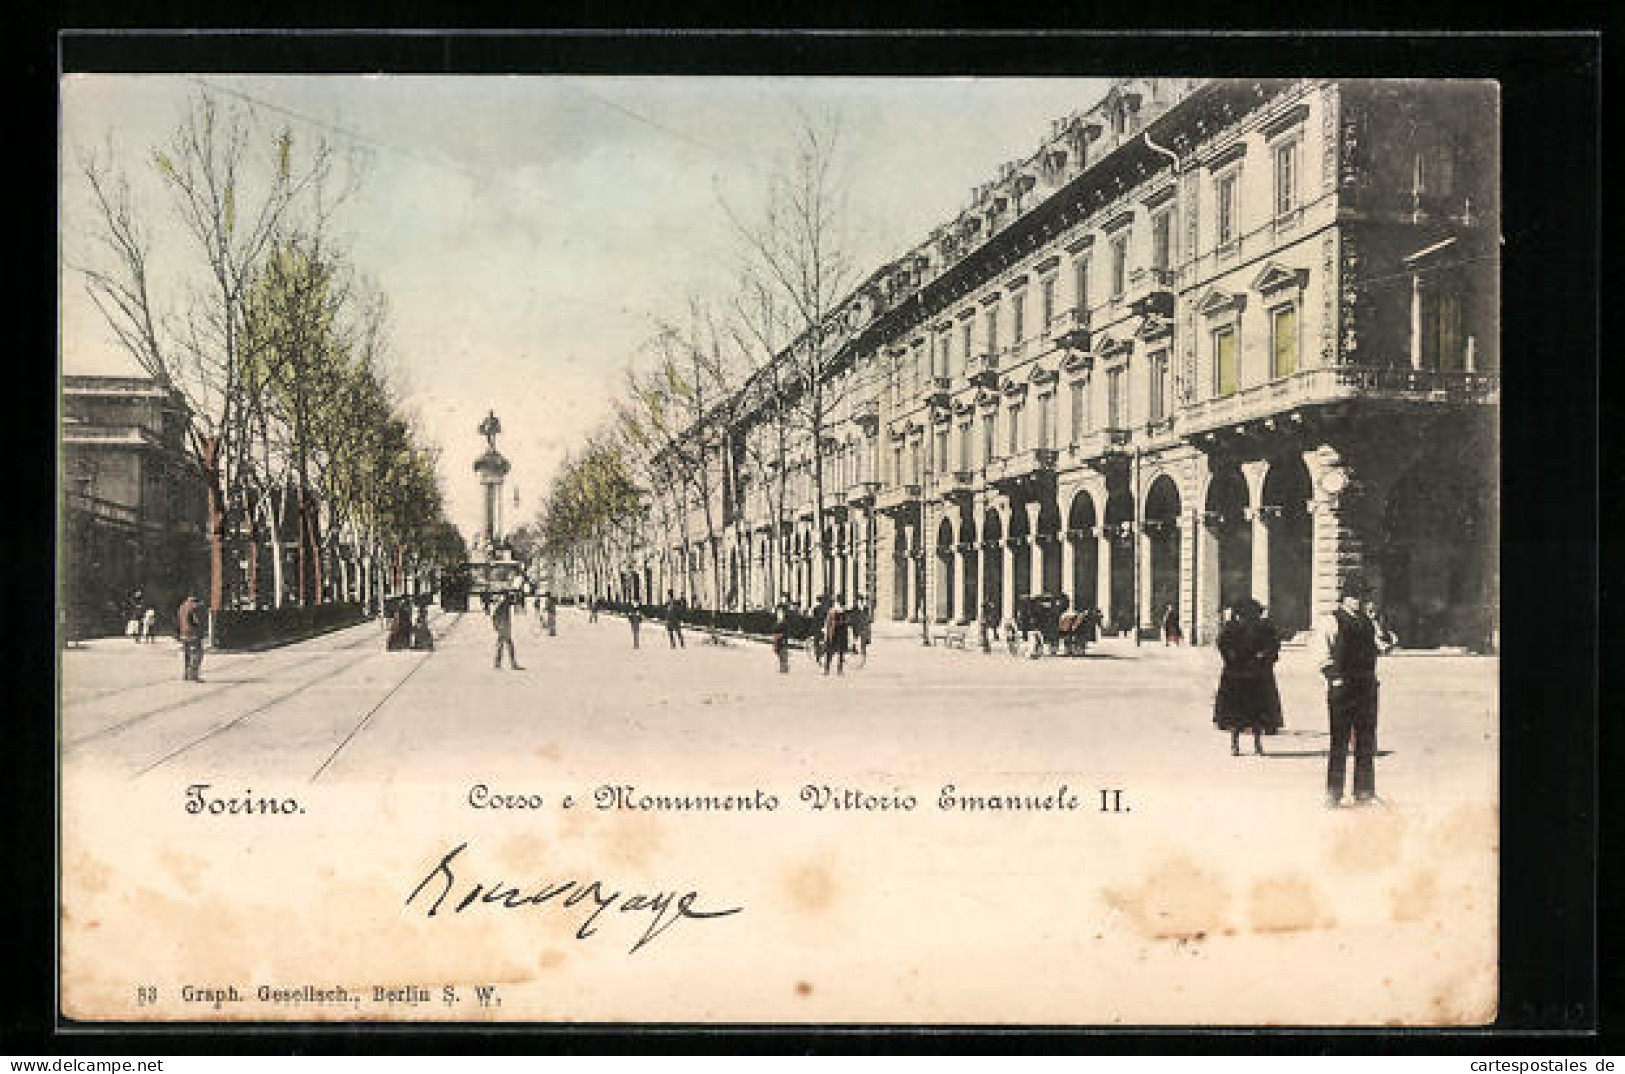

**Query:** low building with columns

left=604, top=77, right=1498, bottom=650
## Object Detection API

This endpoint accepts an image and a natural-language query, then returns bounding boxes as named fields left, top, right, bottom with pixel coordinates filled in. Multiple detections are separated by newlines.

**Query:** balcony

left=1125, top=266, right=1176, bottom=317
left=969, top=352, right=1000, bottom=389
left=1074, top=427, right=1133, bottom=462
left=874, top=482, right=923, bottom=516
left=1180, top=365, right=1500, bottom=441
left=925, top=375, right=953, bottom=407
left=940, top=468, right=978, bottom=503
left=987, top=447, right=1059, bottom=493
left=1053, top=307, right=1092, bottom=352
left=845, top=479, right=880, bottom=508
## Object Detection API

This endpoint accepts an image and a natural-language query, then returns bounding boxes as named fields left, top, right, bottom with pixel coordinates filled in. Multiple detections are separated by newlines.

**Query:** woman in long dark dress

left=1213, top=598, right=1284, bottom=755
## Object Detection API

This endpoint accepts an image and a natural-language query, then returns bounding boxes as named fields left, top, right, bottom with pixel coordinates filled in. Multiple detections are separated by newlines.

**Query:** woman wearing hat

left=1213, top=597, right=1284, bottom=755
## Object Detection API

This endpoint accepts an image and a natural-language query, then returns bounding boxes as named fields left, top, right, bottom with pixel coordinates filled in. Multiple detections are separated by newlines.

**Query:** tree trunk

left=202, top=436, right=227, bottom=613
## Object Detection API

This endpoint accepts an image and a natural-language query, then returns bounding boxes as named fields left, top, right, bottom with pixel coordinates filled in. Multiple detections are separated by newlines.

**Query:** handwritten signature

left=404, top=841, right=743, bottom=954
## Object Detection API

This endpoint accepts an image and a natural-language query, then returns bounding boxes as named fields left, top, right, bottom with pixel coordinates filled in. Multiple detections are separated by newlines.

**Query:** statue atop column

left=479, top=410, right=503, bottom=452
left=473, top=409, right=512, bottom=554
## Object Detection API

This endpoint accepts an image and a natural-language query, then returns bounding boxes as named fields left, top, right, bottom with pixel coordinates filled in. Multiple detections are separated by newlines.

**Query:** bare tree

left=724, top=115, right=865, bottom=603
left=73, top=88, right=350, bottom=611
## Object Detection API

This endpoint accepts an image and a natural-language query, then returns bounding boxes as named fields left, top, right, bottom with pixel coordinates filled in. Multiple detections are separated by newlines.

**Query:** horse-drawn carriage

left=1014, top=593, right=1099, bottom=656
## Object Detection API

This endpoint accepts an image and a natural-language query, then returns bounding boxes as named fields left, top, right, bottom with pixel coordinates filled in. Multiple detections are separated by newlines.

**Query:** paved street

left=60, top=606, right=1499, bottom=1024
left=62, top=605, right=1496, bottom=799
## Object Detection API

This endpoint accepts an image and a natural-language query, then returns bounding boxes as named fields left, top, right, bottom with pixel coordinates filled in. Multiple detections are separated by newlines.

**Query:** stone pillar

left=1179, top=510, right=1200, bottom=644
left=1097, top=528, right=1114, bottom=628
left=1001, top=537, right=1017, bottom=624
left=1023, top=500, right=1043, bottom=596
left=1247, top=506, right=1276, bottom=610
left=1061, top=532, right=1077, bottom=611
left=1303, top=447, right=1377, bottom=622
left=1136, top=523, right=1154, bottom=633
left=902, top=519, right=918, bottom=621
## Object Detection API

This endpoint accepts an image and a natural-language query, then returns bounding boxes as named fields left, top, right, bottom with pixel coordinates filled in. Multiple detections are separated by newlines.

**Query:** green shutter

left=1216, top=329, right=1237, bottom=397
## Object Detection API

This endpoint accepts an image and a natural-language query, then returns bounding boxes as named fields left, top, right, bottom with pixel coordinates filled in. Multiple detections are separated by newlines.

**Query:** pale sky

left=59, top=74, right=1111, bottom=541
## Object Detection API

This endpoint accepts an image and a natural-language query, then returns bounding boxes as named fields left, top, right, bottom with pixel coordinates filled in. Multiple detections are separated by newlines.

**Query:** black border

left=12, top=27, right=1605, bottom=1055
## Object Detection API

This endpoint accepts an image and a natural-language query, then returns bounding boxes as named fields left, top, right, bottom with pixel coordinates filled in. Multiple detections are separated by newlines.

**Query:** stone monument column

left=474, top=410, right=512, bottom=555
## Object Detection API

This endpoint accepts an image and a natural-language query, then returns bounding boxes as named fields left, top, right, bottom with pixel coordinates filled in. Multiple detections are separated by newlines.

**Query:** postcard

left=58, top=70, right=1499, bottom=1025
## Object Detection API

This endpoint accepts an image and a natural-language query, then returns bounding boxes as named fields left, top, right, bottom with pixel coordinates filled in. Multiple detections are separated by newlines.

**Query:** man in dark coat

left=822, top=598, right=849, bottom=676
left=772, top=601, right=792, bottom=674
left=1318, top=579, right=1384, bottom=806
left=176, top=593, right=204, bottom=682
left=491, top=593, right=522, bottom=670
left=664, top=590, right=685, bottom=649
left=1213, top=597, right=1283, bottom=755
left=386, top=602, right=412, bottom=651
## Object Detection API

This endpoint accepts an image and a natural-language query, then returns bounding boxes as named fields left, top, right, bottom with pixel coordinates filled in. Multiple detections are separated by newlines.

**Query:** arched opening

left=959, top=514, right=979, bottom=623
left=1037, top=496, right=1063, bottom=597
left=1380, top=461, right=1495, bottom=649
left=1203, top=466, right=1251, bottom=638
left=981, top=509, right=1004, bottom=623
left=1261, top=458, right=1314, bottom=636
left=1067, top=491, right=1099, bottom=612
left=935, top=517, right=955, bottom=622
left=1144, top=475, right=1182, bottom=634
left=1103, top=488, right=1135, bottom=634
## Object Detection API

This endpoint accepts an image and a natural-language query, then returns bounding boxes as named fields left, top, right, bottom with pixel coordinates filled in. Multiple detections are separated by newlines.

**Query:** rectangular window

left=911, top=443, right=921, bottom=485
left=1041, top=277, right=1056, bottom=326
left=1074, top=257, right=1090, bottom=311
left=1421, top=291, right=1464, bottom=371
left=912, top=344, right=925, bottom=391
left=1007, top=404, right=1022, bottom=455
left=986, top=307, right=1000, bottom=353
left=959, top=423, right=971, bottom=470
left=1216, top=171, right=1238, bottom=246
left=1038, top=393, right=1055, bottom=449
left=893, top=445, right=903, bottom=486
left=1106, top=368, right=1125, bottom=429
left=1274, top=141, right=1297, bottom=217
left=936, top=428, right=949, bottom=473
left=1151, top=210, right=1172, bottom=272
left=1070, top=381, right=1086, bottom=442
left=1214, top=326, right=1238, bottom=397
left=1149, top=351, right=1169, bottom=421
left=1012, top=292, right=1026, bottom=342
left=1271, top=305, right=1298, bottom=378
left=1110, top=236, right=1128, bottom=297
left=961, top=321, right=974, bottom=367
left=939, top=332, right=952, bottom=379
left=982, top=413, right=996, bottom=463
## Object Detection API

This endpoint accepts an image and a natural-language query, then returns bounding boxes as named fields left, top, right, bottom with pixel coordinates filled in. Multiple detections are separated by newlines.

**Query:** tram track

left=62, top=622, right=387, bottom=751
left=132, top=611, right=466, bottom=780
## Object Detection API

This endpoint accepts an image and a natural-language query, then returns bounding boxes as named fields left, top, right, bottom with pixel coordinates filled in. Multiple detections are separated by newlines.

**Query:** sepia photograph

left=57, top=64, right=1504, bottom=1026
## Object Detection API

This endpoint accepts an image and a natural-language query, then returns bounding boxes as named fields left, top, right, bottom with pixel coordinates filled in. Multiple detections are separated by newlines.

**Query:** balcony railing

left=987, top=447, right=1059, bottom=490
left=66, top=490, right=141, bottom=526
left=1053, top=307, right=1092, bottom=351
left=875, top=483, right=922, bottom=514
left=940, top=468, right=978, bottom=502
left=926, top=375, right=952, bottom=406
left=845, top=479, right=880, bottom=507
left=969, top=352, right=1000, bottom=388
left=1180, top=365, right=1500, bottom=437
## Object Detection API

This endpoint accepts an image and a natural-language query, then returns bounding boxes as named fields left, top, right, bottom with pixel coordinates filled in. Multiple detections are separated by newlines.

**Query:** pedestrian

left=491, top=592, right=522, bottom=670
left=125, top=611, right=141, bottom=643
left=386, top=602, right=412, bottom=651
left=588, top=596, right=599, bottom=623
left=1162, top=604, right=1183, bottom=645
left=664, top=590, right=685, bottom=649
left=545, top=592, right=558, bottom=637
left=979, top=598, right=995, bottom=653
left=822, top=597, right=849, bottom=676
left=772, top=601, right=792, bottom=674
left=410, top=606, right=436, bottom=651
left=628, top=604, right=642, bottom=649
left=810, top=593, right=831, bottom=664
left=141, top=607, right=157, bottom=644
left=1318, top=579, right=1385, bottom=807
left=1212, top=597, right=1283, bottom=756
left=849, top=597, right=871, bottom=664
left=175, top=593, right=204, bottom=682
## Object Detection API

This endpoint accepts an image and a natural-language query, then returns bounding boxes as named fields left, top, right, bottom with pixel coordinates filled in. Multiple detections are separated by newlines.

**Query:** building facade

left=60, top=375, right=210, bottom=638
left=609, top=78, right=1498, bottom=650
